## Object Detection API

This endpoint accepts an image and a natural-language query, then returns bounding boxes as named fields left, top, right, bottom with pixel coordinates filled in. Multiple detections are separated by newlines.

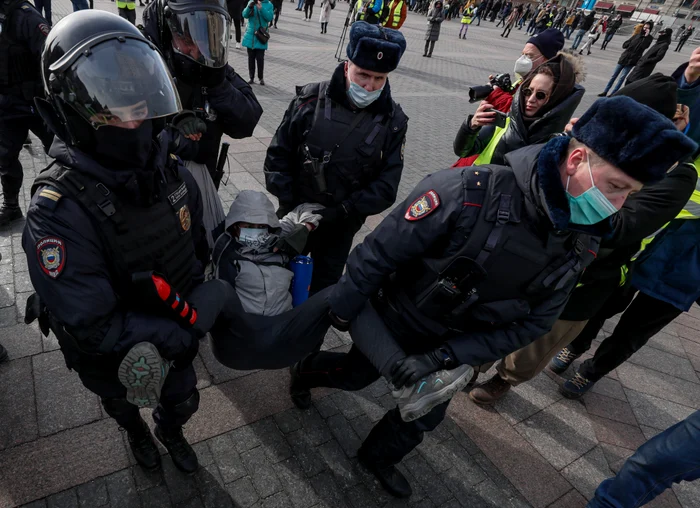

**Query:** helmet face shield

left=166, top=9, right=229, bottom=68
left=50, top=36, right=182, bottom=128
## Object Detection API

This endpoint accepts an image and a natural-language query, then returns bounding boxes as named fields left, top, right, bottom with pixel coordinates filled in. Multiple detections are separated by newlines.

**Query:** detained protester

left=288, top=96, right=696, bottom=498
left=264, top=21, right=408, bottom=294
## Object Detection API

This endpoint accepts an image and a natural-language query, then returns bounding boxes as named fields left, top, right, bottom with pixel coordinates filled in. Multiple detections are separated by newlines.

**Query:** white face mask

left=238, top=227, right=271, bottom=248
left=514, top=55, right=533, bottom=78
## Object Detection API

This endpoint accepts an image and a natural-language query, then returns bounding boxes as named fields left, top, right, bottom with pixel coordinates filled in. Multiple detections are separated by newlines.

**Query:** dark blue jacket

left=632, top=218, right=700, bottom=312
left=22, top=132, right=208, bottom=360
left=673, top=62, right=700, bottom=152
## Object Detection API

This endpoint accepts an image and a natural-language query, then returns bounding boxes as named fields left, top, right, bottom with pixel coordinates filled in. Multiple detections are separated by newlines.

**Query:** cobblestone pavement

left=1, top=3, right=700, bottom=507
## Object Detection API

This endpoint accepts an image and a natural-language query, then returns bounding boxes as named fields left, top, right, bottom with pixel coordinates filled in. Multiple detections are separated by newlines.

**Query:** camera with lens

left=468, top=73, right=514, bottom=103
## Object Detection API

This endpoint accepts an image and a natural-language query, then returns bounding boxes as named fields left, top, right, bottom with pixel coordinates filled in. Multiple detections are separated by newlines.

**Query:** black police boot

left=0, top=193, right=22, bottom=229
left=0, top=343, right=8, bottom=363
left=289, top=361, right=312, bottom=409
left=124, top=419, right=161, bottom=471
left=357, top=446, right=412, bottom=498
left=154, top=425, right=199, bottom=474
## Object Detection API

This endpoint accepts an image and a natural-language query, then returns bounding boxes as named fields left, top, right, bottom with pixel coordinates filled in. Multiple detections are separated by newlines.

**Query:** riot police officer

left=143, top=0, right=263, bottom=189
left=264, top=21, right=408, bottom=294
left=23, top=10, right=215, bottom=474
left=0, top=0, right=53, bottom=228
left=289, top=97, right=696, bottom=497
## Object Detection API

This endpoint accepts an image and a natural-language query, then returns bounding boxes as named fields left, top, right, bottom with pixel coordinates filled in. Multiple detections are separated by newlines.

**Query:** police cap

left=346, top=21, right=406, bottom=74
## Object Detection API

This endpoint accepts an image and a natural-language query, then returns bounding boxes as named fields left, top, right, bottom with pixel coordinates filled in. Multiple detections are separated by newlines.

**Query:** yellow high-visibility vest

left=117, top=0, right=136, bottom=9
left=473, top=117, right=510, bottom=166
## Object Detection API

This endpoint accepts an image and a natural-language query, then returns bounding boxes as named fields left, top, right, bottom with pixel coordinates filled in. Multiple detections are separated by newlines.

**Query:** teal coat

left=242, top=0, right=274, bottom=50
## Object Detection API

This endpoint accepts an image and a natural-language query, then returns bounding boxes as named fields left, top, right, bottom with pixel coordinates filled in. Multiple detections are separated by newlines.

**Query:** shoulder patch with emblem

left=179, top=204, right=191, bottom=232
left=405, top=190, right=440, bottom=221
left=37, top=23, right=50, bottom=36
left=36, top=236, right=66, bottom=279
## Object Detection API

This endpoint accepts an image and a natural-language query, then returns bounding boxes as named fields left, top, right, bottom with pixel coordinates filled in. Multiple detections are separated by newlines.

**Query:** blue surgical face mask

left=347, top=80, right=384, bottom=109
left=238, top=227, right=270, bottom=248
left=566, top=154, right=618, bottom=226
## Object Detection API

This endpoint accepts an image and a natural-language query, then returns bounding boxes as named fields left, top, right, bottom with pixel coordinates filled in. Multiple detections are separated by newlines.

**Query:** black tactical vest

left=298, top=81, right=391, bottom=207
left=0, top=2, right=42, bottom=99
left=390, top=166, right=599, bottom=336
left=32, top=158, right=197, bottom=305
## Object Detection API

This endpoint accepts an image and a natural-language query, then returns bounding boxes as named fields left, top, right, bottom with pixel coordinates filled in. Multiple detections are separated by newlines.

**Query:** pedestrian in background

left=626, top=28, right=672, bottom=84
left=228, top=0, right=245, bottom=48
left=242, top=0, right=273, bottom=84
left=599, top=21, right=653, bottom=96
left=578, top=22, right=599, bottom=55
left=571, top=9, right=594, bottom=49
left=116, top=0, right=134, bottom=21
left=319, top=0, right=333, bottom=32
left=500, top=3, right=519, bottom=38
left=271, top=0, right=282, bottom=27
left=564, top=9, right=580, bottom=39
left=423, top=0, right=444, bottom=57
left=303, top=0, right=314, bottom=19
left=676, top=25, right=694, bottom=52
left=383, top=0, right=407, bottom=29
left=459, top=3, right=473, bottom=38
left=601, top=13, right=621, bottom=50
left=33, top=0, right=51, bottom=26
left=676, top=23, right=686, bottom=40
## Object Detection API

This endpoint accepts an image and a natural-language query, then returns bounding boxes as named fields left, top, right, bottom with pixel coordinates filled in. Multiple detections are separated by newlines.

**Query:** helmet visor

left=56, top=37, right=181, bottom=128
left=167, top=10, right=229, bottom=68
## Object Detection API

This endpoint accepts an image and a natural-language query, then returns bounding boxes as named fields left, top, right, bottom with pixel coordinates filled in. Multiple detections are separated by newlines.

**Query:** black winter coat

left=580, top=13, right=595, bottom=31
left=625, top=36, right=671, bottom=84
left=453, top=84, right=585, bottom=165
left=618, top=32, right=654, bottom=67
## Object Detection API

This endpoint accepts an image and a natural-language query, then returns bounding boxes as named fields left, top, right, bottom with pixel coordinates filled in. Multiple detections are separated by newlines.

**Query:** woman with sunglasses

left=453, top=52, right=585, bottom=167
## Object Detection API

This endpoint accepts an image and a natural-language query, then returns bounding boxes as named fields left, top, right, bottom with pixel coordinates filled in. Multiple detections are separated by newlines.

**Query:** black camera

left=468, top=73, right=514, bottom=103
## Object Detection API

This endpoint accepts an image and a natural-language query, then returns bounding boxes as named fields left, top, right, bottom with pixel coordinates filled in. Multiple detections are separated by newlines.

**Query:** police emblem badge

left=179, top=205, right=191, bottom=232
left=405, top=190, right=440, bottom=221
left=36, top=237, right=66, bottom=279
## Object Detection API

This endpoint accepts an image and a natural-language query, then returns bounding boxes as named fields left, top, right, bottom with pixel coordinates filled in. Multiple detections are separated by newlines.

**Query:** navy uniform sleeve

left=22, top=189, right=197, bottom=360
left=264, top=95, right=314, bottom=206
left=343, top=111, right=409, bottom=217
left=207, top=66, right=264, bottom=139
left=17, top=4, right=49, bottom=56
left=178, top=163, right=210, bottom=275
left=329, top=168, right=470, bottom=320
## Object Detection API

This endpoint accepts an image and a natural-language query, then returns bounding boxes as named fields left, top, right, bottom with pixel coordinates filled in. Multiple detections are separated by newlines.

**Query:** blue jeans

left=296, top=0, right=303, bottom=9
left=588, top=410, right=700, bottom=508
left=571, top=28, right=586, bottom=49
left=603, top=64, right=633, bottom=95
left=71, top=0, right=89, bottom=10
left=563, top=25, right=573, bottom=38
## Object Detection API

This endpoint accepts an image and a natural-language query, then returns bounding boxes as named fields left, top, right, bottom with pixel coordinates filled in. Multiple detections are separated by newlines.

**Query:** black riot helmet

left=38, top=10, right=181, bottom=146
left=159, top=0, right=230, bottom=69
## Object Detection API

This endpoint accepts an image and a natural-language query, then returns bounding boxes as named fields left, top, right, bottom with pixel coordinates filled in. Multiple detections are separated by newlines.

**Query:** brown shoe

left=468, top=374, right=512, bottom=405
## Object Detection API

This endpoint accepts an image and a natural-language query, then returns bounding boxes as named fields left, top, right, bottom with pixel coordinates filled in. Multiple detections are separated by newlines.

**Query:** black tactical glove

left=200, top=66, right=227, bottom=88
left=317, top=205, right=348, bottom=223
left=273, top=224, right=310, bottom=257
left=172, top=111, right=208, bottom=138
left=328, top=310, right=350, bottom=332
left=390, top=347, right=457, bottom=388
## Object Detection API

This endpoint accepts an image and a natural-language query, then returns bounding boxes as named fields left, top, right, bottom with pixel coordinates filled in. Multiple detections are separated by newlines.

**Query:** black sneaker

left=0, top=343, right=8, bottom=364
left=154, top=425, right=199, bottom=474
left=0, top=205, right=22, bottom=229
left=358, top=447, right=412, bottom=498
left=125, top=421, right=161, bottom=471
left=289, top=362, right=312, bottom=409
left=548, top=347, right=581, bottom=375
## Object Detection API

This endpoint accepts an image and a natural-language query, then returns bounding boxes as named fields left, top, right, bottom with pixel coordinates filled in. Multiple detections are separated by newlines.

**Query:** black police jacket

left=264, top=62, right=408, bottom=217
left=22, top=133, right=210, bottom=362
left=143, top=2, right=263, bottom=175
left=329, top=142, right=604, bottom=368
left=0, top=1, right=49, bottom=100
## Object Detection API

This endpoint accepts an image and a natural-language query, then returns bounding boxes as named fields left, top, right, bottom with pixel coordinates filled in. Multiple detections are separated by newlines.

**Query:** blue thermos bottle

left=290, top=255, right=314, bottom=307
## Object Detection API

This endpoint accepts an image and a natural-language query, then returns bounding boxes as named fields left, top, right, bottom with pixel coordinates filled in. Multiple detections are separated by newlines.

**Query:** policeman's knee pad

left=163, top=389, right=200, bottom=417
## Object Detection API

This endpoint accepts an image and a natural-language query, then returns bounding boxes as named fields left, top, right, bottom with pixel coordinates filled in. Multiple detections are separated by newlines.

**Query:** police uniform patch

left=36, top=237, right=66, bottom=279
left=179, top=205, right=191, bottom=232
left=405, top=190, right=440, bottom=221
left=38, top=23, right=50, bottom=36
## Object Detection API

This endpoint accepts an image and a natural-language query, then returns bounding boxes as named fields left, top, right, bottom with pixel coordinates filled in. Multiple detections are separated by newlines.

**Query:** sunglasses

left=522, top=88, right=549, bottom=101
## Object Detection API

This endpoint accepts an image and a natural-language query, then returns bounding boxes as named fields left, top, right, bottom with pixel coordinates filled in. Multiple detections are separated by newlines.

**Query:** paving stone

left=561, top=447, right=611, bottom=501
left=682, top=338, right=700, bottom=359
left=348, top=414, right=373, bottom=442
left=0, top=283, right=15, bottom=308
left=76, top=479, right=109, bottom=507
left=46, top=490, right=78, bottom=508
left=547, top=489, right=587, bottom=508
left=240, top=446, right=283, bottom=497
left=589, top=415, right=647, bottom=451
left=33, top=351, right=102, bottom=436
left=316, top=440, right=360, bottom=490
left=493, top=372, right=563, bottom=425
left=646, top=332, right=689, bottom=358
left=471, top=479, right=531, bottom=508
left=448, top=394, right=572, bottom=508
left=616, top=363, right=700, bottom=412
left=583, top=393, right=638, bottom=426
left=673, top=479, right=700, bottom=508
left=404, top=454, right=452, bottom=506
left=0, top=356, right=38, bottom=450
left=273, top=457, right=320, bottom=508
left=645, top=489, right=683, bottom=508
left=208, top=434, right=247, bottom=484
left=295, top=407, right=333, bottom=447
left=175, top=497, right=204, bottom=508
left=0, top=305, right=17, bottom=328
left=313, top=396, right=339, bottom=419
left=285, top=429, right=328, bottom=478
left=515, top=399, right=597, bottom=471
left=227, top=477, right=259, bottom=508
left=273, top=409, right=303, bottom=434
left=589, top=377, right=627, bottom=402
left=329, top=392, right=366, bottom=420
left=1, top=323, right=42, bottom=360
left=326, top=414, right=362, bottom=458
left=139, top=484, right=172, bottom=508
left=19, top=502, right=48, bottom=508
left=192, top=441, right=214, bottom=468
left=262, top=492, right=295, bottom=508
left=625, top=345, right=699, bottom=384
left=195, top=463, right=234, bottom=508
left=229, top=425, right=262, bottom=453
left=344, top=484, right=377, bottom=508
left=105, top=469, right=141, bottom=508
left=625, top=389, right=695, bottom=431
left=251, top=417, right=293, bottom=463
left=599, top=443, right=635, bottom=474
left=440, top=418, right=480, bottom=456
left=640, top=425, right=663, bottom=440
left=309, top=472, right=348, bottom=508
left=132, top=465, right=165, bottom=492
left=162, top=458, right=198, bottom=502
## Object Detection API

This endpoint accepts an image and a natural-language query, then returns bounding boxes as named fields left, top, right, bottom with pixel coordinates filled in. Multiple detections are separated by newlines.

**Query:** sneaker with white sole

left=393, top=365, right=474, bottom=422
left=235, top=42, right=241, bottom=49
left=118, top=342, right=170, bottom=408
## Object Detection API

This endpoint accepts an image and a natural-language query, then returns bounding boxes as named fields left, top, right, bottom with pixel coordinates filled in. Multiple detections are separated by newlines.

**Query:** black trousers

left=303, top=216, right=364, bottom=295
left=117, top=7, right=136, bottom=24
left=274, top=5, right=281, bottom=25
left=424, top=40, right=436, bottom=56
left=79, top=362, right=199, bottom=431
left=247, top=48, right=265, bottom=80
left=0, top=95, right=53, bottom=196
left=676, top=38, right=689, bottom=52
left=304, top=2, right=313, bottom=17
left=569, top=290, right=682, bottom=381
left=298, top=342, right=449, bottom=467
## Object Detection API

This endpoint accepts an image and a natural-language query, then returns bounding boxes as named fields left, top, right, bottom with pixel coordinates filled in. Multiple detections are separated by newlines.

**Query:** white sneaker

left=235, top=42, right=241, bottom=49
